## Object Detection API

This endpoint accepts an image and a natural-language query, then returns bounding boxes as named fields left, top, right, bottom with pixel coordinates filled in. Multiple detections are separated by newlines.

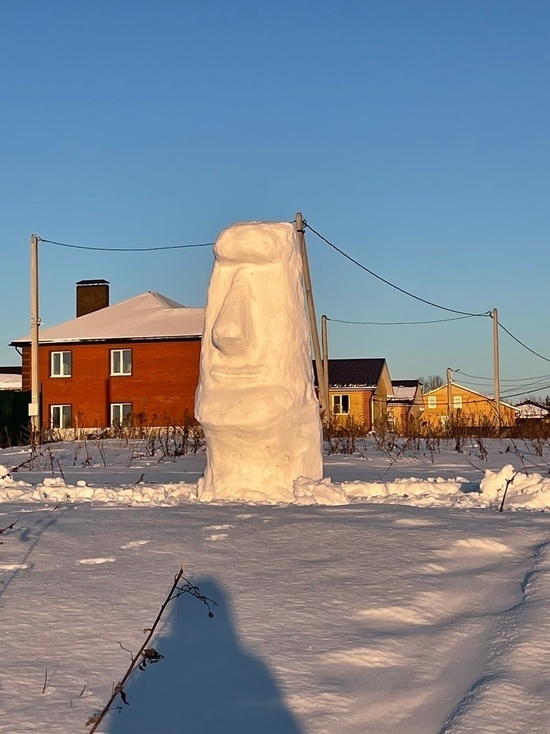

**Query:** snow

left=11, top=291, right=204, bottom=344
left=195, top=222, right=323, bottom=502
left=2, top=437, right=550, bottom=733
left=0, top=374, right=22, bottom=389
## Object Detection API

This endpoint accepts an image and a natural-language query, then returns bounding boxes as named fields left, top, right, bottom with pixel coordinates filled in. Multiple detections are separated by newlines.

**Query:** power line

left=457, top=370, right=550, bottom=383
left=498, top=321, right=550, bottom=364
left=328, top=315, right=477, bottom=326
left=305, top=222, right=490, bottom=318
left=38, top=237, right=215, bottom=252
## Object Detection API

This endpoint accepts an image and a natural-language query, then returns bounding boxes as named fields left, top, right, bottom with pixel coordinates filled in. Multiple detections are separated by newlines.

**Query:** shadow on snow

left=107, top=577, right=304, bottom=734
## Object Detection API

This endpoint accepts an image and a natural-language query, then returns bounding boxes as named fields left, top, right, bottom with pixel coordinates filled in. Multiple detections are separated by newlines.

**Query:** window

left=111, top=349, right=132, bottom=376
left=51, top=351, right=72, bottom=377
left=332, top=394, right=350, bottom=415
left=111, top=403, right=132, bottom=427
left=453, top=395, right=463, bottom=409
left=51, top=404, right=71, bottom=429
left=428, top=396, right=437, bottom=409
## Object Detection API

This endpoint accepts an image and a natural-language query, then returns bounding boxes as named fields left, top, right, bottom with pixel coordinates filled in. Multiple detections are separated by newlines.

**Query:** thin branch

left=87, top=568, right=216, bottom=732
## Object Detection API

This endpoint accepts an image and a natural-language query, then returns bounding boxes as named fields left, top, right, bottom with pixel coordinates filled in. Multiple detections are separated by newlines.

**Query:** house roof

left=389, top=380, right=421, bottom=403
left=11, top=292, right=205, bottom=345
left=0, top=366, right=22, bottom=389
left=314, top=358, right=387, bottom=388
left=515, top=401, right=550, bottom=419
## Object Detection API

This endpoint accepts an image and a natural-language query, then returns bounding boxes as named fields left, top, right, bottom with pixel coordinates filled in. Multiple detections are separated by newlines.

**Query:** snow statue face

left=195, top=221, right=323, bottom=502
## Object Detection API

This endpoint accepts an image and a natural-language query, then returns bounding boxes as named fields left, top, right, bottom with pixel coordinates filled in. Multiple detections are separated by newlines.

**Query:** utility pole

left=295, top=213, right=327, bottom=415
left=30, top=234, right=40, bottom=443
left=321, top=314, right=330, bottom=418
left=491, top=308, right=501, bottom=431
left=446, top=367, right=453, bottom=422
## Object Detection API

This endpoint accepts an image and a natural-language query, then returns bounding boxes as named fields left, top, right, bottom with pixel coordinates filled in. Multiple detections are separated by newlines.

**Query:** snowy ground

left=1, top=436, right=550, bottom=733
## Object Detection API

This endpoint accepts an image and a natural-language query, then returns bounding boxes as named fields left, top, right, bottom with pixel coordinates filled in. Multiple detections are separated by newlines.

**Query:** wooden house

left=11, top=282, right=204, bottom=432
left=387, top=379, right=424, bottom=432
left=422, top=382, right=517, bottom=429
left=315, top=358, right=393, bottom=430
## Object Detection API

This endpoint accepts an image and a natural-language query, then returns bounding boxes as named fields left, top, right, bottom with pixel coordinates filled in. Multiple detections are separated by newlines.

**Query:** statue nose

left=212, top=285, right=251, bottom=356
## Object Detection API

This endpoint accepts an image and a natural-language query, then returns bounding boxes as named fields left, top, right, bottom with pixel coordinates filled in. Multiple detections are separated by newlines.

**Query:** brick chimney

left=76, top=279, right=110, bottom=317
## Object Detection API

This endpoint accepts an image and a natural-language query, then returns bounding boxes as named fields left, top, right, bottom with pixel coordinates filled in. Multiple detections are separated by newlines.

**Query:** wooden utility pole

left=295, top=213, right=327, bottom=414
left=491, top=308, right=501, bottom=430
left=30, top=234, right=40, bottom=442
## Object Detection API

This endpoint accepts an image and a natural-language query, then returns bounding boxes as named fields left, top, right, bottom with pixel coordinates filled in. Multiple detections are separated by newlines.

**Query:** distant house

left=422, top=382, right=517, bottom=429
left=515, top=400, right=550, bottom=422
left=10, top=281, right=204, bottom=432
left=314, top=358, right=393, bottom=430
left=388, top=379, right=424, bottom=432
left=0, top=366, right=22, bottom=390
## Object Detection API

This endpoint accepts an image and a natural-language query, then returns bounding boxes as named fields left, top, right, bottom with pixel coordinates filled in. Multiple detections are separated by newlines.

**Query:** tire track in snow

left=440, top=539, right=550, bottom=734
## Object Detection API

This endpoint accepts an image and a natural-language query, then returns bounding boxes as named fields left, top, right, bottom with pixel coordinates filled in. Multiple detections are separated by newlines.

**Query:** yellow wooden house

left=316, top=358, right=393, bottom=431
left=422, top=382, right=517, bottom=429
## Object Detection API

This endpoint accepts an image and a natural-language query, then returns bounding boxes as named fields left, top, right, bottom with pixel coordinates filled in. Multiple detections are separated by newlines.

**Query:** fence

left=0, top=390, right=31, bottom=447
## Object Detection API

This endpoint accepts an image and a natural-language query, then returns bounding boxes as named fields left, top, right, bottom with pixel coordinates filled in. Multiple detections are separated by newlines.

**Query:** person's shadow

left=108, top=577, right=304, bottom=733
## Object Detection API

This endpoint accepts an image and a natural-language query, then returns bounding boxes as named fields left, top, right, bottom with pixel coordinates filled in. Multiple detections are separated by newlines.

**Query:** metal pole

left=321, top=315, right=330, bottom=418
left=30, top=234, right=40, bottom=442
left=446, top=367, right=453, bottom=422
left=492, top=308, right=501, bottom=430
left=295, top=213, right=326, bottom=414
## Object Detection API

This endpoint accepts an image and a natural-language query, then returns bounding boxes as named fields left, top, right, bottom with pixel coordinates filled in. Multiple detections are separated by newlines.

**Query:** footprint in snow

left=121, top=540, right=150, bottom=549
left=204, top=524, right=232, bottom=541
left=77, top=557, right=116, bottom=565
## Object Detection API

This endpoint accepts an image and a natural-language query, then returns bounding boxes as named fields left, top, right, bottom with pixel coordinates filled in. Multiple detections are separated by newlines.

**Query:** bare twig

left=87, top=568, right=216, bottom=732
left=0, top=520, right=17, bottom=544
left=499, top=474, right=517, bottom=513
left=42, top=669, right=48, bottom=694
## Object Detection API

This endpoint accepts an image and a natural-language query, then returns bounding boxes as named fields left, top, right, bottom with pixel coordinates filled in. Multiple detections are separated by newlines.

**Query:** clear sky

left=1, top=1, right=549, bottom=401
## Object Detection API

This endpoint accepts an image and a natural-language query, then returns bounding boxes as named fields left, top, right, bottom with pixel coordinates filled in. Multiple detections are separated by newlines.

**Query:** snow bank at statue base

left=4, top=463, right=550, bottom=510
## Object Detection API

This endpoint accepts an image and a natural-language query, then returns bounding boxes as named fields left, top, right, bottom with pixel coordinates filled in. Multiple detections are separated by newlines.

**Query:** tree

left=421, top=375, right=444, bottom=393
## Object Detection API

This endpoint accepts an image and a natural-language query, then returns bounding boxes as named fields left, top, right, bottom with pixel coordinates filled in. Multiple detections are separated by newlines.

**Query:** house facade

left=11, top=285, right=204, bottom=432
left=422, top=382, right=517, bottom=429
left=317, top=358, right=393, bottom=430
left=388, top=379, right=424, bottom=432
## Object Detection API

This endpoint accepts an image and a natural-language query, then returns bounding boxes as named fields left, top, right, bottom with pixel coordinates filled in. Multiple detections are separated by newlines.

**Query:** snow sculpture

left=195, top=221, right=323, bottom=502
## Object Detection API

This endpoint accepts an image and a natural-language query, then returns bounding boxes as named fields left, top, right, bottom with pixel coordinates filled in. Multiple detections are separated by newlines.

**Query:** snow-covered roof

left=389, top=385, right=418, bottom=402
left=0, top=374, right=22, bottom=389
left=515, top=401, right=550, bottom=419
left=11, top=292, right=205, bottom=345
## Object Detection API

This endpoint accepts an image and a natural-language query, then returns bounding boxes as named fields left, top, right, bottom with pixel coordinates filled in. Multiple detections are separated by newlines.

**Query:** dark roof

left=391, top=379, right=420, bottom=388
left=313, top=358, right=386, bottom=388
left=0, top=366, right=22, bottom=375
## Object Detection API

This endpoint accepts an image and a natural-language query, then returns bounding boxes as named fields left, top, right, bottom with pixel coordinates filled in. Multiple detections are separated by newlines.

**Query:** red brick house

left=11, top=283, right=204, bottom=431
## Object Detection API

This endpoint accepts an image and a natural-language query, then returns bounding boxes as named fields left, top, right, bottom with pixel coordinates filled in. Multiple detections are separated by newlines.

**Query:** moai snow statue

left=195, top=221, right=323, bottom=502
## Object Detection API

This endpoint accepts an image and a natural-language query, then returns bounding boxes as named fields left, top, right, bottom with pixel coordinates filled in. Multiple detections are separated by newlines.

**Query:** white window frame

left=428, top=395, right=437, bottom=409
left=453, top=395, right=463, bottom=409
left=50, top=404, right=71, bottom=429
left=111, top=348, right=132, bottom=376
left=51, top=351, right=72, bottom=378
left=111, top=403, right=132, bottom=427
left=332, top=394, right=350, bottom=415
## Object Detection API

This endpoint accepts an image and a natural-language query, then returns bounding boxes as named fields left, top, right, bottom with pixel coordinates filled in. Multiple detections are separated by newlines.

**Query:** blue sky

left=1, top=1, right=549, bottom=400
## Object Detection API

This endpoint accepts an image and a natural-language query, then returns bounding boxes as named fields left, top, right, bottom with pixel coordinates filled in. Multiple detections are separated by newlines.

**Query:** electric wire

left=305, top=222, right=490, bottom=318
left=457, top=370, right=550, bottom=383
left=328, top=315, right=477, bottom=325
left=498, top=321, right=550, bottom=364
left=38, top=237, right=214, bottom=252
